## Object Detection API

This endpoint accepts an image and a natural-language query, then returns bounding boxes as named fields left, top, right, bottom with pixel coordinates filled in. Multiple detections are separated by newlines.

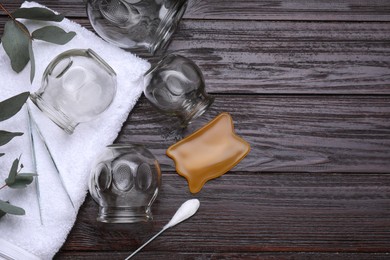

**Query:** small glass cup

left=89, top=144, right=161, bottom=223
left=143, top=53, right=214, bottom=127
left=30, top=49, right=117, bottom=134
left=86, top=0, right=188, bottom=54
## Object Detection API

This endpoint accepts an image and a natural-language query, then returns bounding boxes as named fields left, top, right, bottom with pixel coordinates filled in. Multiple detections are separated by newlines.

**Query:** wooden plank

left=2, top=0, right=390, bottom=21
left=185, top=0, right=390, bottom=21
left=116, top=95, right=390, bottom=173
left=1, top=18, right=388, bottom=94
left=167, top=20, right=390, bottom=94
left=46, top=20, right=390, bottom=95
left=55, top=251, right=390, bottom=260
left=58, top=173, right=390, bottom=254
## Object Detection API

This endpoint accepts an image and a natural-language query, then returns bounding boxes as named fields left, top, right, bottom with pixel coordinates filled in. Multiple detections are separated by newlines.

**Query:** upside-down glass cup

left=30, top=49, right=117, bottom=134
left=143, top=53, right=214, bottom=127
left=89, top=145, right=161, bottom=223
left=86, top=0, right=188, bottom=54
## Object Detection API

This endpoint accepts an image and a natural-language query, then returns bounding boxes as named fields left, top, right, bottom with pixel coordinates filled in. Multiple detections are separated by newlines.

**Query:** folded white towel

left=0, top=1, right=150, bottom=259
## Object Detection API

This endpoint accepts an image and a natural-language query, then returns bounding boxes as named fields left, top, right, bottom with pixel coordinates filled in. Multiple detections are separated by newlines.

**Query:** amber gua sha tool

left=166, top=112, right=251, bottom=193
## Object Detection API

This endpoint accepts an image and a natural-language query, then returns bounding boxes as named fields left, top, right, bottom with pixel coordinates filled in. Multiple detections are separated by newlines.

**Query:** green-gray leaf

left=16, top=173, right=37, bottom=177
left=0, top=153, right=4, bottom=157
left=0, top=92, right=30, bottom=122
left=28, top=40, right=35, bottom=83
left=1, top=20, right=30, bottom=73
left=0, top=200, right=25, bottom=215
left=12, top=7, right=64, bottom=22
left=6, top=158, right=19, bottom=185
left=6, top=174, right=36, bottom=189
left=0, top=130, right=23, bottom=146
left=0, top=209, right=5, bottom=219
left=32, top=26, right=76, bottom=45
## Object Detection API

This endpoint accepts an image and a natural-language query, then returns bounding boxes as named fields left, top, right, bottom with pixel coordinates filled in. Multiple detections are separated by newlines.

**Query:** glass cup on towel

left=143, top=53, right=214, bottom=127
left=86, top=0, right=188, bottom=54
left=30, top=49, right=117, bottom=134
left=89, top=144, right=161, bottom=223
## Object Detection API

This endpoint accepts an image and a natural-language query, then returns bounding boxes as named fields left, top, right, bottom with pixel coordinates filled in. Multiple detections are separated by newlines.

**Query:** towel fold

left=0, top=1, right=150, bottom=259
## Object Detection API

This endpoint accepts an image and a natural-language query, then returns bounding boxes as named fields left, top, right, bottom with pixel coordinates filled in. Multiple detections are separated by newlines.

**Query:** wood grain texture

left=1, top=0, right=389, bottom=259
left=185, top=0, right=390, bottom=21
left=117, top=95, right=390, bottom=173
left=0, top=18, right=389, bottom=94
left=167, top=21, right=390, bottom=94
left=57, top=173, right=390, bottom=256
left=55, top=251, right=390, bottom=260
left=2, top=0, right=390, bottom=21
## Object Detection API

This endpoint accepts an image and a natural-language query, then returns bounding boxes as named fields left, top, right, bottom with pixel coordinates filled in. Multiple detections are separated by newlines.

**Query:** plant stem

left=0, top=4, right=13, bottom=19
left=0, top=183, right=7, bottom=190
left=0, top=3, right=33, bottom=40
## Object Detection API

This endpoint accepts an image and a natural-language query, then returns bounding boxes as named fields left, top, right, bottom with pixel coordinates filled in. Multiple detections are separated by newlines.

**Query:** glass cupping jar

left=30, top=49, right=117, bottom=134
left=143, top=54, right=214, bottom=127
left=86, top=0, right=188, bottom=54
left=89, top=145, right=161, bottom=223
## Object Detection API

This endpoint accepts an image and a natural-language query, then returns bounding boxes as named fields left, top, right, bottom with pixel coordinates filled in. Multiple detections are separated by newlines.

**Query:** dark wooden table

left=2, top=0, right=390, bottom=259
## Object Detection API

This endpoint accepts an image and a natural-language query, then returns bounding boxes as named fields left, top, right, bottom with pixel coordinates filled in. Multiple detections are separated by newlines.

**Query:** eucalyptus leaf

left=6, top=158, right=19, bottom=185
left=28, top=40, right=35, bottom=83
left=0, top=209, right=5, bottom=219
left=1, top=20, right=30, bottom=73
left=32, top=26, right=76, bottom=45
left=6, top=174, right=36, bottom=189
left=12, top=7, right=64, bottom=22
left=17, top=173, right=37, bottom=177
left=0, top=200, right=25, bottom=215
left=0, top=92, right=30, bottom=122
left=0, top=131, right=23, bottom=146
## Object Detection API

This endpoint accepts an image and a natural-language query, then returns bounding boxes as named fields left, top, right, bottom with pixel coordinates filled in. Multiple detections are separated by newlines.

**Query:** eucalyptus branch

left=0, top=155, right=37, bottom=218
left=0, top=4, right=32, bottom=39
left=0, top=4, right=77, bottom=219
left=1, top=5, right=76, bottom=83
left=0, top=92, right=32, bottom=218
